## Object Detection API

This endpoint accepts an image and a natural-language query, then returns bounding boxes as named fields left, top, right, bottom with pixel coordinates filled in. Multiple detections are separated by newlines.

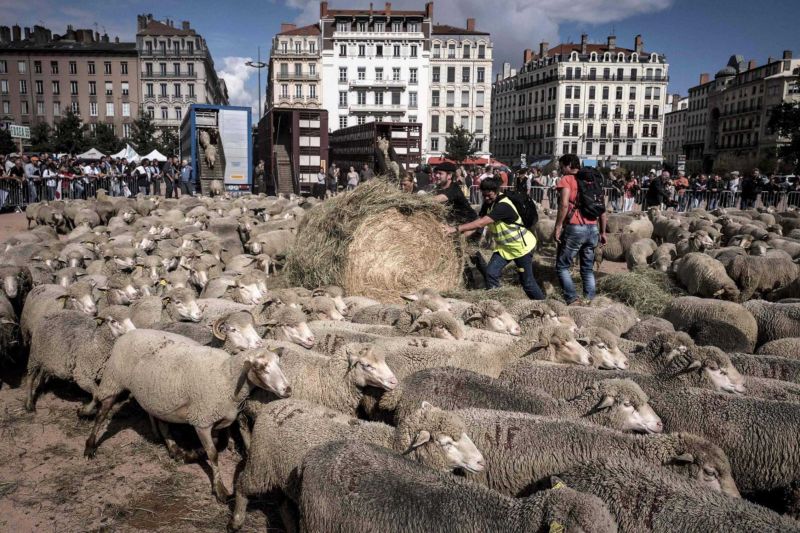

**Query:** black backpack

left=572, top=167, right=606, bottom=220
left=501, top=191, right=538, bottom=230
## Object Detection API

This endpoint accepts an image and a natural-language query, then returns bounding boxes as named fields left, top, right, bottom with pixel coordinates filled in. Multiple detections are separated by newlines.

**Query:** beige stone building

left=0, top=24, right=139, bottom=139
left=136, top=14, right=228, bottom=130
left=663, top=94, right=688, bottom=168
left=267, top=23, right=322, bottom=110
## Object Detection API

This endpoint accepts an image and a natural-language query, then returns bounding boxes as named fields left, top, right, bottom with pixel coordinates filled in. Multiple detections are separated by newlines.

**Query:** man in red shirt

left=552, top=154, right=608, bottom=304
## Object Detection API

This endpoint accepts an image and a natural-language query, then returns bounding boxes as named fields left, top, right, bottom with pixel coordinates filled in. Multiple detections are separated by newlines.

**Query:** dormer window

left=590, top=52, right=598, bottom=62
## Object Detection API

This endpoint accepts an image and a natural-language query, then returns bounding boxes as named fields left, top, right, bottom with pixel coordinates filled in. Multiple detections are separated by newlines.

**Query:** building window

left=410, top=45, right=417, bottom=58
left=146, top=83, right=154, bottom=97
left=68, top=81, right=77, bottom=95
left=281, top=84, right=289, bottom=98
left=586, top=141, right=593, bottom=154
left=295, top=85, right=302, bottom=98
left=433, top=45, right=440, bottom=58
left=475, top=116, right=484, bottom=132
left=376, top=45, right=383, bottom=57
left=358, top=67, right=366, bottom=80
left=122, top=82, right=129, bottom=96
left=391, top=91, right=400, bottom=105
left=461, top=90, right=469, bottom=107
left=446, top=90, right=455, bottom=107
left=146, top=106, right=154, bottom=118
left=295, top=63, right=302, bottom=76
left=0, top=60, right=6, bottom=73
left=309, top=85, right=316, bottom=98
left=19, top=100, right=28, bottom=115
left=34, top=61, right=42, bottom=74
left=0, top=80, right=7, bottom=94
left=392, top=22, right=401, bottom=32
left=17, top=60, right=26, bottom=74
left=88, top=81, right=97, bottom=95
left=106, top=103, right=114, bottom=116
left=160, top=63, right=167, bottom=76
left=375, top=67, right=383, bottom=81
left=70, top=101, right=79, bottom=114
left=462, top=67, right=470, bottom=83
left=392, top=67, right=400, bottom=81
left=175, top=107, right=182, bottom=120
left=161, top=107, right=168, bottom=120
left=35, top=80, right=44, bottom=95
left=432, top=67, right=440, bottom=83
left=599, top=143, right=606, bottom=155
left=463, top=43, right=471, bottom=59
left=309, top=41, right=316, bottom=53
left=357, top=115, right=366, bottom=125
left=447, top=67, right=455, bottom=83
left=89, top=102, right=98, bottom=116
left=339, top=67, right=347, bottom=82
left=53, top=101, right=60, bottom=116
left=104, top=61, right=112, bottom=75
left=432, top=90, right=440, bottom=107
left=69, top=61, right=77, bottom=74
left=431, top=137, right=439, bottom=151
left=358, top=44, right=366, bottom=57
left=160, top=83, right=167, bottom=97
left=375, top=22, right=384, bottom=32
left=122, top=102, right=131, bottom=117
left=339, top=116, right=348, bottom=129
left=339, top=44, right=347, bottom=57
left=121, top=61, right=128, bottom=75
left=476, top=91, right=485, bottom=107
left=445, top=115, right=454, bottom=131
left=478, top=44, right=486, bottom=58
left=410, top=68, right=417, bottom=84
left=431, top=115, right=439, bottom=132
left=123, top=123, right=132, bottom=138
left=376, top=91, right=384, bottom=104
left=409, top=92, right=417, bottom=109
left=106, top=82, right=114, bottom=96
left=461, top=115, right=469, bottom=129
left=188, top=63, right=194, bottom=75
left=145, top=63, right=153, bottom=76
left=18, top=80, right=27, bottom=94
left=48, top=60, right=58, bottom=74
left=188, top=84, right=195, bottom=97
left=393, top=45, right=400, bottom=58
left=477, top=67, right=486, bottom=83
left=339, top=91, right=347, bottom=107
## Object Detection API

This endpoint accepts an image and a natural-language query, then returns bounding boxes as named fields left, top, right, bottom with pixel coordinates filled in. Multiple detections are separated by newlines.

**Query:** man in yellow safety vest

left=447, top=178, right=545, bottom=300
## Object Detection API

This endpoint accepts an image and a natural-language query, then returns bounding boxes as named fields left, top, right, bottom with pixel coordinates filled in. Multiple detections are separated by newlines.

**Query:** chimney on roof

left=385, top=2, right=392, bottom=16
left=94, top=31, right=99, bottom=42
left=580, top=33, right=588, bottom=55
left=24, top=27, right=31, bottom=40
left=607, top=35, right=616, bottom=51
left=700, top=73, right=709, bottom=85
left=115, top=36, right=120, bottom=43
left=0, top=26, right=10, bottom=43
left=137, top=15, right=146, bottom=30
left=320, top=1, right=328, bottom=17
left=539, top=41, right=549, bottom=58
left=425, top=1, right=433, bottom=18
left=767, top=56, right=774, bottom=64
left=102, top=33, right=109, bottom=43
left=182, top=21, right=190, bottom=31
left=672, top=93, right=681, bottom=104
left=635, top=34, right=643, bottom=54
left=748, top=59, right=757, bottom=70
left=12, top=25, right=21, bottom=41
left=523, top=48, right=532, bottom=64
left=784, top=50, right=793, bottom=60
left=466, top=18, right=475, bottom=31
left=280, top=23, right=297, bottom=33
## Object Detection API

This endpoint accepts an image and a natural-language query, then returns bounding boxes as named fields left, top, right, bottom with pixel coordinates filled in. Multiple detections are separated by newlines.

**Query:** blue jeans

left=486, top=250, right=545, bottom=300
left=556, top=224, right=599, bottom=304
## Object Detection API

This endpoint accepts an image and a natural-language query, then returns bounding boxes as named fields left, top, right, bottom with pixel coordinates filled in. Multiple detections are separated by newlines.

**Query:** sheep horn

left=684, top=360, right=703, bottom=372
left=405, top=430, right=431, bottom=453
left=212, top=317, right=228, bottom=340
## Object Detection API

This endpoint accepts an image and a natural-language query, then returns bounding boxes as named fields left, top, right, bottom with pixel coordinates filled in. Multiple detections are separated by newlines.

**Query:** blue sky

left=4, top=0, right=799, bottom=112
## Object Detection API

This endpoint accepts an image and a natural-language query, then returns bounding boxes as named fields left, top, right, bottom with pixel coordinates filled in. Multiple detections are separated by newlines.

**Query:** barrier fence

left=467, top=184, right=800, bottom=213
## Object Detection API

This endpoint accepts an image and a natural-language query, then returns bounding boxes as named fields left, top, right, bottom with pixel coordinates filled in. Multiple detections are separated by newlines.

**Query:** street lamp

left=245, top=46, right=267, bottom=120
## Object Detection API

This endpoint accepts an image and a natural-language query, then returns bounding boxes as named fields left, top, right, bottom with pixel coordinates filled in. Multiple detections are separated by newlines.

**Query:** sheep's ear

left=161, top=295, right=171, bottom=305
left=670, top=453, right=695, bottom=464
left=576, top=337, right=591, bottom=347
left=593, top=395, right=615, bottom=412
left=401, top=293, right=419, bottom=302
left=525, top=308, right=546, bottom=319
left=0, top=317, right=17, bottom=325
left=421, top=401, right=433, bottom=411
left=682, top=359, right=703, bottom=372
left=410, top=317, right=431, bottom=332
left=56, top=294, right=70, bottom=303
left=409, top=430, right=431, bottom=450
left=94, top=316, right=106, bottom=325
left=274, top=347, right=288, bottom=358
left=212, top=318, right=228, bottom=340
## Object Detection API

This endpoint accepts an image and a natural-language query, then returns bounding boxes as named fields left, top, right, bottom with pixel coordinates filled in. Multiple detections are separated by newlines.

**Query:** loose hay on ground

left=285, top=179, right=464, bottom=301
left=596, top=268, right=687, bottom=316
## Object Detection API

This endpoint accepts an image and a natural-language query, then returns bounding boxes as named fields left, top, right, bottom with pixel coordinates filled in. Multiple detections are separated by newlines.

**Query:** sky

left=3, top=0, right=799, bottom=114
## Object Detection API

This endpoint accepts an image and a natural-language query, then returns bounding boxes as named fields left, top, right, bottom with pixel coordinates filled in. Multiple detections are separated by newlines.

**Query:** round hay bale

left=285, top=179, right=464, bottom=302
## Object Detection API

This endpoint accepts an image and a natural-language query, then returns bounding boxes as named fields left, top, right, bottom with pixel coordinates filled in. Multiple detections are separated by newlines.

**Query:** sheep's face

left=587, top=382, right=663, bottom=434
left=279, top=320, right=315, bottom=349
left=215, top=313, right=263, bottom=352
left=166, top=293, right=202, bottom=322
left=548, top=335, right=592, bottom=366
left=407, top=403, right=486, bottom=473
left=67, top=293, right=97, bottom=316
left=137, top=236, right=156, bottom=253
left=247, top=240, right=263, bottom=255
left=348, top=346, right=397, bottom=391
left=67, top=255, right=84, bottom=268
left=652, top=257, right=672, bottom=272
left=109, top=284, right=139, bottom=305
left=581, top=338, right=627, bottom=370
left=189, top=267, right=209, bottom=289
left=402, top=290, right=451, bottom=313
left=235, top=282, right=266, bottom=305
left=121, top=210, right=136, bottom=223
left=246, top=350, right=291, bottom=398
left=695, top=232, right=715, bottom=250
left=102, top=314, right=136, bottom=337
left=667, top=438, right=740, bottom=498
left=113, top=254, right=136, bottom=272
left=2, top=275, right=18, bottom=299
left=703, top=359, right=746, bottom=394
left=608, top=395, right=663, bottom=434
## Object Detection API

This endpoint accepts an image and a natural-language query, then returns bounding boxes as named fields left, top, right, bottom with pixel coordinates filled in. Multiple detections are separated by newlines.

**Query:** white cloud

left=285, top=0, right=672, bottom=69
left=217, top=56, right=261, bottom=114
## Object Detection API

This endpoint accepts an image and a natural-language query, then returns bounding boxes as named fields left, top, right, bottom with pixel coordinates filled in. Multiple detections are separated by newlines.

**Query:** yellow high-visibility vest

left=488, top=196, right=537, bottom=260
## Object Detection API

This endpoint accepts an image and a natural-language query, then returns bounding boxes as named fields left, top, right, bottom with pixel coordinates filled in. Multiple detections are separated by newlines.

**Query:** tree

left=53, top=110, right=87, bottom=154
left=157, top=127, right=179, bottom=157
left=768, top=102, right=800, bottom=172
left=444, top=125, right=477, bottom=164
left=129, top=110, right=158, bottom=154
left=30, top=122, right=54, bottom=152
left=0, top=128, right=16, bottom=155
left=90, top=123, right=123, bottom=155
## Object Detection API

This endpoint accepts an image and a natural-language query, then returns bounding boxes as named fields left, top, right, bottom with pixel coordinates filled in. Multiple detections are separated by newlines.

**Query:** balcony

left=334, top=30, right=424, bottom=40
left=585, top=135, right=638, bottom=142
left=720, top=106, right=760, bottom=118
left=560, top=113, right=585, bottom=120
left=271, top=48, right=318, bottom=58
left=276, top=73, right=320, bottom=81
left=517, top=133, right=545, bottom=141
left=141, top=71, right=198, bottom=79
left=348, top=78, right=406, bottom=89
left=276, top=95, right=321, bottom=107
left=349, top=103, right=407, bottom=113
left=140, top=49, right=205, bottom=58
left=639, top=114, right=662, bottom=121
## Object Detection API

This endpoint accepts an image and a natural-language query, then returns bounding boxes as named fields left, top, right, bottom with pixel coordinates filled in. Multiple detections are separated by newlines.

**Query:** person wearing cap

left=447, top=177, right=545, bottom=300
left=432, top=161, right=477, bottom=226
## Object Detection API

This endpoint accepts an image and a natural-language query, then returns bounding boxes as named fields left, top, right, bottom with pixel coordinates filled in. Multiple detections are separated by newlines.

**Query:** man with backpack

left=553, top=154, right=608, bottom=305
left=447, top=177, right=545, bottom=300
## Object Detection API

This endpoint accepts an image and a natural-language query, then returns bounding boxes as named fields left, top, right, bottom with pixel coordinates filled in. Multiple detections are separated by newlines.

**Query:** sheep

left=84, top=337, right=291, bottom=502
left=743, top=300, right=800, bottom=347
left=300, top=440, right=617, bottom=533
left=576, top=326, right=629, bottom=369
left=672, top=252, right=740, bottom=300
left=625, top=238, right=657, bottom=270
left=300, top=296, right=345, bottom=321
left=310, top=285, right=347, bottom=315
left=757, top=338, right=800, bottom=360
left=505, top=300, right=577, bottom=334
left=567, top=302, right=639, bottom=337
left=622, top=316, right=675, bottom=343
left=663, top=296, right=758, bottom=353
left=25, top=306, right=136, bottom=414
left=129, top=287, right=202, bottom=328
left=0, top=293, right=19, bottom=377
left=453, top=299, right=521, bottom=336
left=675, top=230, right=715, bottom=257
left=725, top=253, right=799, bottom=300
left=104, top=272, right=140, bottom=306
left=161, top=311, right=263, bottom=354
left=0, top=264, right=33, bottom=316
left=53, top=266, right=87, bottom=287
left=554, top=458, right=798, bottom=533
left=245, top=229, right=295, bottom=259
left=199, top=129, right=210, bottom=147
left=378, top=368, right=663, bottom=436
left=401, top=287, right=451, bottom=312
left=209, top=179, right=223, bottom=197
left=342, top=295, right=381, bottom=316
left=458, top=408, right=738, bottom=498
left=229, top=400, right=483, bottom=532
left=19, top=282, right=98, bottom=345
left=650, top=242, right=676, bottom=272
left=729, top=352, right=800, bottom=386
left=350, top=302, right=430, bottom=328
left=204, top=144, right=217, bottom=169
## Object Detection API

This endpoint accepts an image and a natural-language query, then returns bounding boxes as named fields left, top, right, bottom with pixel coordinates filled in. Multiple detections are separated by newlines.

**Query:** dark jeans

left=180, top=181, right=194, bottom=195
left=165, top=178, right=175, bottom=198
left=485, top=250, right=545, bottom=300
left=556, top=224, right=599, bottom=304
left=741, top=196, right=757, bottom=209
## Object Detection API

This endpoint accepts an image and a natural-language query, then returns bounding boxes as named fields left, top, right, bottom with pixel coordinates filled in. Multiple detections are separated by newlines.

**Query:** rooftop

left=0, top=24, right=134, bottom=53
left=278, top=24, right=321, bottom=36
left=432, top=24, right=489, bottom=36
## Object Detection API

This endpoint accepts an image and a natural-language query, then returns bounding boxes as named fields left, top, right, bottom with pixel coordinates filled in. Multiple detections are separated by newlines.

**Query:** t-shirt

left=480, top=198, right=518, bottom=225
left=9, top=166, right=24, bottom=178
left=556, top=174, right=597, bottom=225
left=440, top=181, right=477, bottom=224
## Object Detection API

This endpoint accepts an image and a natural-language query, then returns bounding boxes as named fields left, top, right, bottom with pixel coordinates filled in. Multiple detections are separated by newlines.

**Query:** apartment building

left=136, top=14, right=228, bottom=130
left=0, top=24, right=139, bottom=138
left=491, top=34, right=669, bottom=168
left=663, top=94, right=688, bottom=168
left=320, top=1, right=432, bottom=137
left=428, top=19, right=492, bottom=157
left=268, top=23, right=322, bottom=110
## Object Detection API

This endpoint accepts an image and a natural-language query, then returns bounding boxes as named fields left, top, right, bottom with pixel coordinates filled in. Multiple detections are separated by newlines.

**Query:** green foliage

left=0, top=128, right=16, bottom=154
left=30, top=122, right=54, bottom=152
left=157, top=128, right=179, bottom=157
left=444, top=125, right=477, bottom=164
left=129, top=110, right=158, bottom=154
left=90, top=123, right=124, bottom=155
left=768, top=102, right=800, bottom=172
left=53, top=110, right=87, bottom=154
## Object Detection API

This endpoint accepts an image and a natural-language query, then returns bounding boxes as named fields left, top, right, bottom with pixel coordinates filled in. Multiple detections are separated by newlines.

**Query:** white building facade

left=136, top=14, right=228, bottom=130
left=663, top=94, right=688, bottom=168
left=492, top=34, right=669, bottom=169
left=320, top=1, right=431, bottom=137
left=428, top=20, right=492, bottom=158
left=268, top=23, right=322, bottom=111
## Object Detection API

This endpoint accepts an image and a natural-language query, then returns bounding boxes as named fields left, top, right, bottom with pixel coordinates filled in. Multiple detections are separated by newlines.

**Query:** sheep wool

left=663, top=296, right=757, bottom=353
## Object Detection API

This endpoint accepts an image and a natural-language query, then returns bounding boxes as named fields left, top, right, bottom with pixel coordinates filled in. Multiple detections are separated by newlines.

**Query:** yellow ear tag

left=159, top=279, right=168, bottom=286
left=549, top=521, right=565, bottom=533
left=553, top=481, right=566, bottom=490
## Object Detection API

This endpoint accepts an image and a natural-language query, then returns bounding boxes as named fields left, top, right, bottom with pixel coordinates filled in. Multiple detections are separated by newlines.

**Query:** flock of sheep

left=1, top=190, right=800, bottom=532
